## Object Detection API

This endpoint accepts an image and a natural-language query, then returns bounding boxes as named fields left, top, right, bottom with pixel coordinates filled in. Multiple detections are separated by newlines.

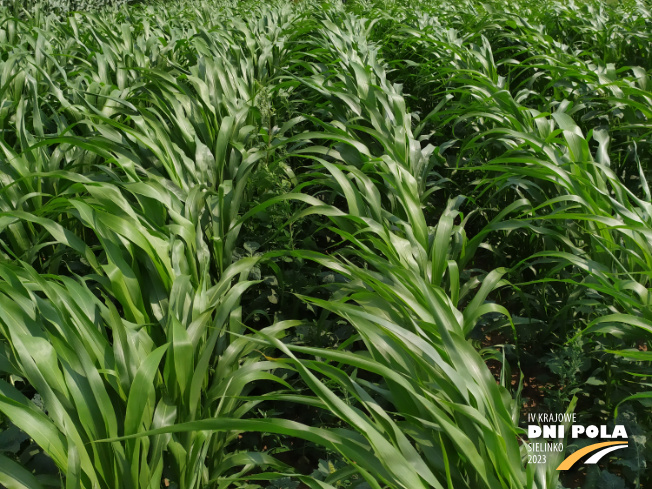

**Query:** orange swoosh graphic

left=556, top=441, right=628, bottom=470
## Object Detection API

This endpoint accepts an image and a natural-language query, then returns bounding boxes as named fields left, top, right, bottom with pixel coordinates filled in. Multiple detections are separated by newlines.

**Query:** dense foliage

left=0, top=0, right=650, bottom=488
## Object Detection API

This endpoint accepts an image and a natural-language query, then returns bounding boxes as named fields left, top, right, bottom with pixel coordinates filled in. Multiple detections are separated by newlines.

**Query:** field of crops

left=0, top=0, right=650, bottom=488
